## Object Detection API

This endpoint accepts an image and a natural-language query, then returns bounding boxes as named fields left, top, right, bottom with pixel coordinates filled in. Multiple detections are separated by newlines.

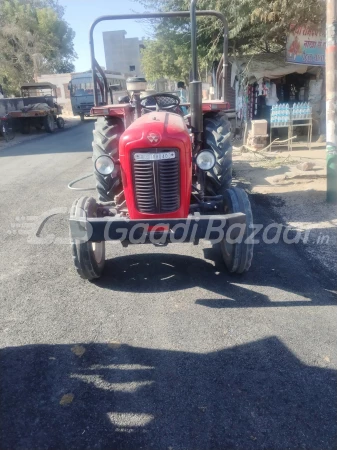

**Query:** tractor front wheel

left=70, top=196, right=105, bottom=280
left=220, top=187, right=253, bottom=273
left=92, top=117, right=123, bottom=202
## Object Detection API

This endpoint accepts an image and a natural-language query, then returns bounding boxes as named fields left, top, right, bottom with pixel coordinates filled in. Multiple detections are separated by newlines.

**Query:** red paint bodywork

left=201, top=100, right=230, bottom=112
left=91, top=100, right=230, bottom=125
left=119, top=111, right=192, bottom=220
left=90, top=101, right=231, bottom=221
left=91, top=104, right=134, bottom=128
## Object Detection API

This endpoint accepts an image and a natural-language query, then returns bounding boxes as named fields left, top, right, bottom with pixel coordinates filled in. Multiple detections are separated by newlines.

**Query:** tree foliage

left=136, top=0, right=325, bottom=83
left=0, top=0, right=76, bottom=95
left=141, top=34, right=192, bottom=84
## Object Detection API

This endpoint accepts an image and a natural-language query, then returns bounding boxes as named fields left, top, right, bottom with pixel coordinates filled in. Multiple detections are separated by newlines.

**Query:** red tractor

left=69, top=0, right=253, bottom=280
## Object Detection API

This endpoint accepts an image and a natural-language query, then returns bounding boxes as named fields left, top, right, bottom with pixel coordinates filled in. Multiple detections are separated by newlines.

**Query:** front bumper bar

left=69, top=213, right=246, bottom=243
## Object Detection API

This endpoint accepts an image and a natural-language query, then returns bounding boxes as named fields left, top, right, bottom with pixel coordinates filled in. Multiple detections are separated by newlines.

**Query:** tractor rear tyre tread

left=92, top=117, right=123, bottom=202
left=204, top=112, right=233, bottom=190
left=56, top=117, right=65, bottom=129
left=70, top=196, right=105, bottom=280
left=44, top=114, right=55, bottom=133
left=220, top=187, right=253, bottom=273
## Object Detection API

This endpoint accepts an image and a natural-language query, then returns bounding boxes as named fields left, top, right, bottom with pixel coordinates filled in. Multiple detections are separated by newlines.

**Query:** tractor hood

left=119, top=111, right=191, bottom=156
left=118, top=111, right=192, bottom=220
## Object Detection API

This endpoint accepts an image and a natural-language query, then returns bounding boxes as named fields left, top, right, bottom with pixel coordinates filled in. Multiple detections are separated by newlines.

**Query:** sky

left=58, top=0, right=149, bottom=72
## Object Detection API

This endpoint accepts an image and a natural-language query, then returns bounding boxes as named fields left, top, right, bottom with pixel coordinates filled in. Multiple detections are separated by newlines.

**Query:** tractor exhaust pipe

left=190, top=0, right=203, bottom=135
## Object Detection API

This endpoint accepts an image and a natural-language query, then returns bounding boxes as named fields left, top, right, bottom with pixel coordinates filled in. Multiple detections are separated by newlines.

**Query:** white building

left=103, top=30, right=144, bottom=77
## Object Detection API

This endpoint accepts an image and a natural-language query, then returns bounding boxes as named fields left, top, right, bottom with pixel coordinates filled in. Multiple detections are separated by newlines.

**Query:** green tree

left=136, top=0, right=324, bottom=82
left=141, top=35, right=192, bottom=85
left=0, top=0, right=76, bottom=95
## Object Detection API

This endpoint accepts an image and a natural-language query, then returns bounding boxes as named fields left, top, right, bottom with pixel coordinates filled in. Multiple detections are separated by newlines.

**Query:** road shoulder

left=234, top=147, right=337, bottom=278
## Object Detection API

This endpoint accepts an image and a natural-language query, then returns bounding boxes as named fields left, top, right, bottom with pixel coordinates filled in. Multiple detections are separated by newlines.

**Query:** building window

left=129, top=65, right=135, bottom=72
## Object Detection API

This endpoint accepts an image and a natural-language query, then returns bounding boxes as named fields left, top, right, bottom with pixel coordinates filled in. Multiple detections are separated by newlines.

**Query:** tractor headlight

left=196, top=150, right=216, bottom=171
left=95, top=155, right=114, bottom=175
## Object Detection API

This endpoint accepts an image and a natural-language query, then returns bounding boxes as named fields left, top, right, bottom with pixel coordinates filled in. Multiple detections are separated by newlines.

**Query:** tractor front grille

left=132, top=149, right=180, bottom=214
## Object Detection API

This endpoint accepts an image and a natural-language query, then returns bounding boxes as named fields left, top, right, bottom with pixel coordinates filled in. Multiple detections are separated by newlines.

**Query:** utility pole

left=326, top=0, right=337, bottom=203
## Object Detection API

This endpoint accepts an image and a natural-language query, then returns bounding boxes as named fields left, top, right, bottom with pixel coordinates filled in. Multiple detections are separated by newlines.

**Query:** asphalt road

left=0, top=121, right=336, bottom=450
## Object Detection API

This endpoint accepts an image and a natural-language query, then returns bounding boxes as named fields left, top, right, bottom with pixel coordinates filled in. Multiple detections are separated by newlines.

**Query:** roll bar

left=89, top=4, right=228, bottom=106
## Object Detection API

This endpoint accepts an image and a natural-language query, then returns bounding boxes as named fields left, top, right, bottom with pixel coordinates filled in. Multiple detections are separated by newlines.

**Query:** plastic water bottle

left=279, top=104, right=283, bottom=125
left=273, top=107, right=276, bottom=126
left=276, top=105, right=281, bottom=125
left=300, top=103, right=304, bottom=119
left=284, top=104, right=288, bottom=125
left=279, top=104, right=284, bottom=126
left=285, top=104, right=290, bottom=125
left=272, top=105, right=276, bottom=125
left=306, top=103, right=311, bottom=119
left=275, top=105, right=279, bottom=126
left=292, top=104, right=297, bottom=120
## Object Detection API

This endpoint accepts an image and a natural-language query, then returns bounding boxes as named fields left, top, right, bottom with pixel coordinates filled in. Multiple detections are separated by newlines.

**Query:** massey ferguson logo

left=147, top=132, right=161, bottom=144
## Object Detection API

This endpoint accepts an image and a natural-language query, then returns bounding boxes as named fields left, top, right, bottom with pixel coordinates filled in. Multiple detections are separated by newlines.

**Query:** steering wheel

left=140, top=93, right=180, bottom=112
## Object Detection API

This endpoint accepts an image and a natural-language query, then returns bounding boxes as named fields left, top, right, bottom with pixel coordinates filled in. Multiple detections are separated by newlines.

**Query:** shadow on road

left=0, top=337, right=336, bottom=449
left=95, top=245, right=337, bottom=308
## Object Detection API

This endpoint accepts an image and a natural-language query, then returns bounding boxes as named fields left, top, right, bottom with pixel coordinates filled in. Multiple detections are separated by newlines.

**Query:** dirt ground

left=234, top=147, right=337, bottom=276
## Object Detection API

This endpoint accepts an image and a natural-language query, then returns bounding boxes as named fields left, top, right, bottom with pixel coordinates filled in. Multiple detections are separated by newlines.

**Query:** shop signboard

left=286, top=24, right=325, bottom=66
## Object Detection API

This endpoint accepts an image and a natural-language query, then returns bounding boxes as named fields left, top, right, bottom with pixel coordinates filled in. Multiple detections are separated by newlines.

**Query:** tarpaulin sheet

left=230, top=53, right=309, bottom=86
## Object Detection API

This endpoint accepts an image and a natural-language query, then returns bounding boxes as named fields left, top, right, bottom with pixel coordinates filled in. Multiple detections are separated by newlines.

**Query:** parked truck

left=9, top=83, right=64, bottom=133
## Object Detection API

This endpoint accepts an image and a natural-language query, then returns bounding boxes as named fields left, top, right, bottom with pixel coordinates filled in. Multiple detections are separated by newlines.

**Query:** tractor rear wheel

left=56, top=117, right=65, bottom=129
left=203, top=112, right=233, bottom=191
left=70, top=196, right=105, bottom=280
left=220, top=187, right=253, bottom=273
left=92, top=117, right=123, bottom=202
left=44, top=114, right=55, bottom=133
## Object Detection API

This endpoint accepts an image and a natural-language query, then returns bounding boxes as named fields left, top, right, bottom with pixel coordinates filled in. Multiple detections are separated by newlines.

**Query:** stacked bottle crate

left=271, top=103, right=312, bottom=126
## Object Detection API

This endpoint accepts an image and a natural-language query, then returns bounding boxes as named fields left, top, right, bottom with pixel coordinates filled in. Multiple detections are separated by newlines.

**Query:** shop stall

left=230, top=53, right=324, bottom=149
